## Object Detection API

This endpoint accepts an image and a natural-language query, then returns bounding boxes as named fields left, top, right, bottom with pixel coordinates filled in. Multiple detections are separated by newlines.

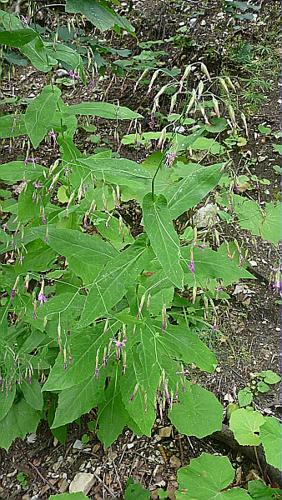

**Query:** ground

left=0, top=0, right=280, bottom=498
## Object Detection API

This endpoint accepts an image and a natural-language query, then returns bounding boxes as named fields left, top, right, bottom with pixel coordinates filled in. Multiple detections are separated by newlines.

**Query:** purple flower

left=21, top=15, right=30, bottom=26
left=48, top=130, right=57, bottom=144
left=188, top=260, right=195, bottom=273
left=165, top=151, right=177, bottom=168
left=33, top=181, right=43, bottom=189
left=68, top=70, right=80, bottom=80
left=10, top=289, right=16, bottom=300
left=112, top=338, right=127, bottom=360
left=24, top=157, right=38, bottom=166
left=38, top=292, right=47, bottom=304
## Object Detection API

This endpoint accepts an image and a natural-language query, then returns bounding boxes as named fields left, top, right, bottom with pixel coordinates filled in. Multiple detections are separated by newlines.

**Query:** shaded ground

left=0, top=0, right=280, bottom=498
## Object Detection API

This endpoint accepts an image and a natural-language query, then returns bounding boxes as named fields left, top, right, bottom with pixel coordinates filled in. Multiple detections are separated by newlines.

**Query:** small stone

left=58, top=478, right=68, bottom=493
left=249, top=260, right=257, bottom=267
left=52, top=462, right=61, bottom=472
left=169, top=455, right=182, bottom=469
left=194, top=203, right=218, bottom=228
left=158, top=426, right=172, bottom=438
left=69, top=473, right=95, bottom=495
left=26, top=433, right=37, bottom=444
left=73, top=439, right=83, bottom=450
left=127, top=442, right=135, bottom=449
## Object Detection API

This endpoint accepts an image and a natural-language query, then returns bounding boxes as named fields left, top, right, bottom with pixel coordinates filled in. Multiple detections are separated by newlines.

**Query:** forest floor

left=0, top=0, right=281, bottom=498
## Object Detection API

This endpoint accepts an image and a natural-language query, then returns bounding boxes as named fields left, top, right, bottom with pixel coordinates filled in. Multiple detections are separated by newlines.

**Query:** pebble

left=73, top=439, right=83, bottom=450
left=69, top=473, right=95, bottom=495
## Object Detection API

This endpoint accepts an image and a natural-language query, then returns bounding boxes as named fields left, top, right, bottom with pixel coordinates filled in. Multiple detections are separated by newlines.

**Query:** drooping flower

left=48, top=130, right=57, bottom=144
left=68, top=70, right=80, bottom=80
left=165, top=151, right=177, bottom=168
left=38, top=292, right=47, bottom=304
left=188, top=260, right=195, bottom=273
left=112, top=338, right=127, bottom=360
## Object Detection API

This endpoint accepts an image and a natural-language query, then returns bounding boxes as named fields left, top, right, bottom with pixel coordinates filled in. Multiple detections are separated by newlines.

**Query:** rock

left=69, top=473, right=95, bottom=495
left=158, top=426, right=172, bottom=438
left=194, top=203, right=218, bottom=228
left=58, top=478, right=68, bottom=493
left=73, top=439, right=83, bottom=450
left=169, top=455, right=182, bottom=469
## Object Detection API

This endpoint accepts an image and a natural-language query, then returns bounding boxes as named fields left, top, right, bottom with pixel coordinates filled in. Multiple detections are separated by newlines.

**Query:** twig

left=93, top=471, right=117, bottom=498
left=112, top=459, right=123, bottom=495
left=27, top=461, right=58, bottom=493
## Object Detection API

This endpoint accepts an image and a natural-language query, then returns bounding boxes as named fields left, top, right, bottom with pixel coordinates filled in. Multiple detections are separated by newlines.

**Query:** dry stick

left=93, top=471, right=117, bottom=498
left=27, top=461, right=58, bottom=493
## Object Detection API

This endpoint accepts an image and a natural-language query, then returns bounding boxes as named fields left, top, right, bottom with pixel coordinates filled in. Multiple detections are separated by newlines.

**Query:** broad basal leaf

left=24, top=85, right=61, bottom=148
left=0, top=28, right=37, bottom=47
left=52, top=373, right=105, bottom=428
left=33, top=226, right=117, bottom=283
left=65, top=0, right=134, bottom=33
left=234, top=196, right=281, bottom=245
left=65, top=101, right=142, bottom=120
left=229, top=408, right=264, bottom=446
left=97, top=366, right=130, bottom=448
left=0, top=161, right=46, bottom=183
left=181, top=245, right=253, bottom=287
left=0, top=385, right=16, bottom=422
left=169, top=383, right=223, bottom=438
left=79, top=239, right=151, bottom=327
left=21, top=378, right=44, bottom=411
left=176, top=453, right=251, bottom=499
left=159, top=324, right=217, bottom=373
left=248, top=480, right=282, bottom=499
left=43, top=327, right=110, bottom=391
left=260, top=417, right=282, bottom=471
left=0, top=398, right=40, bottom=451
left=120, top=325, right=160, bottom=435
left=142, top=193, right=184, bottom=289
left=0, top=114, right=26, bottom=138
left=165, top=163, right=223, bottom=219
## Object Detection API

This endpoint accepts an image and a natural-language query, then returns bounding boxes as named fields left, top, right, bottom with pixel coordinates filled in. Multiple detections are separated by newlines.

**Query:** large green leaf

left=160, top=324, right=217, bottom=373
left=181, top=245, right=253, bottom=287
left=0, top=12, right=57, bottom=72
left=169, top=383, right=223, bottom=438
left=69, top=157, right=152, bottom=195
left=65, top=0, right=134, bottom=33
left=43, top=328, right=109, bottom=391
left=79, top=240, right=151, bottom=327
left=0, top=114, right=26, bottom=139
left=0, top=385, right=16, bottom=422
left=234, top=196, right=281, bottom=245
left=52, top=373, right=105, bottom=428
left=229, top=408, right=264, bottom=446
left=120, top=326, right=160, bottom=435
left=34, top=226, right=117, bottom=283
left=46, top=43, right=84, bottom=77
left=24, top=85, right=61, bottom=148
left=21, top=37, right=57, bottom=72
left=65, top=101, right=142, bottom=120
left=142, top=193, right=184, bottom=289
left=0, top=398, right=40, bottom=451
left=0, top=28, right=37, bottom=47
left=248, top=480, right=282, bottom=499
left=97, top=367, right=131, bottom=448
left=176, top=453, right=251, bottom=499
left=124, top=481, right=150, bottom=500
left=0, top=161, right=46, bottom=183
left=260, top=417, right=282, bottom=471
left=21, top=378, right=44, bottom=411
left=165, top=163, right=223, bottom=219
